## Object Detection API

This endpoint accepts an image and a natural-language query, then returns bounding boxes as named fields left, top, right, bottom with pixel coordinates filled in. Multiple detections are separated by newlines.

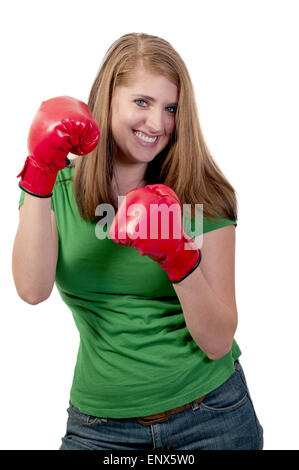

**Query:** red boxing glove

left=17, top=96, right=100, bottom=197
left=109, top=184, right=201, bottom=283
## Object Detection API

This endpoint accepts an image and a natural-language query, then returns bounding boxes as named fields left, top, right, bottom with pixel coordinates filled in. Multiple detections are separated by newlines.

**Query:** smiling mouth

left=133, top=130, right=160, bottom=143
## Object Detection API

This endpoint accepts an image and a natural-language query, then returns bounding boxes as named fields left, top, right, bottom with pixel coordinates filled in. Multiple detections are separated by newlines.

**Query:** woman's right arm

left=12, top=96, right=100, bottom=304
left=12, top=193, right=58, bottom=304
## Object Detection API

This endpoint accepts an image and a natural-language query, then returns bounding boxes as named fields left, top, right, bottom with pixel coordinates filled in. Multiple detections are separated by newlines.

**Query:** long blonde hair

left=72, top=32, right=238, bottom=223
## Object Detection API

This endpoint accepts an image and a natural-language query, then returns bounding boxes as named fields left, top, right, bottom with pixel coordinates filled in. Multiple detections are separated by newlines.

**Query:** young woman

left=13, top=32, right=264, bottom=450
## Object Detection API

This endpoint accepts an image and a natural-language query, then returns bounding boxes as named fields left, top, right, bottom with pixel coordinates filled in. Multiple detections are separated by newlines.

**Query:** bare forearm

left=173, top=266, right=238, bottom=360
left=12, top=193, right=57, bottom=303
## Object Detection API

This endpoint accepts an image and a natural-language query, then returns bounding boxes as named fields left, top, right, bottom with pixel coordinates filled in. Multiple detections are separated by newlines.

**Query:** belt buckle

left=137, top=411, right=171, bottom=426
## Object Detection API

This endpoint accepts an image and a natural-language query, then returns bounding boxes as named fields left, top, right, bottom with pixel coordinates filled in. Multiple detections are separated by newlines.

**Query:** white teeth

left=134, top=131, right=157, bottom=143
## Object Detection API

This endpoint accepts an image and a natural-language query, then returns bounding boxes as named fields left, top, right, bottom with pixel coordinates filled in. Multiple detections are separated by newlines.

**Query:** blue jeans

left=59, top=360, right=263, bottom=450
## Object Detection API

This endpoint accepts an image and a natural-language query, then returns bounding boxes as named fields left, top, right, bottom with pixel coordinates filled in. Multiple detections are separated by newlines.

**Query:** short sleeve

left=18, top=189, right=25, bottom=209
left=183, top=211, right=237, bottom=239
left=203, top=216, right=237, bottom=234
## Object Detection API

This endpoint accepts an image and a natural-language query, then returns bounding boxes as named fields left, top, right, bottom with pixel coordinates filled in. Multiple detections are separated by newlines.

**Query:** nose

left=145, top=107, right=164, bottom=135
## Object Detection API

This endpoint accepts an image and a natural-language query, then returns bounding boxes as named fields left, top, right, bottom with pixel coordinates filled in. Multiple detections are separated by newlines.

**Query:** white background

left=1, top=0, right=298, bottom=450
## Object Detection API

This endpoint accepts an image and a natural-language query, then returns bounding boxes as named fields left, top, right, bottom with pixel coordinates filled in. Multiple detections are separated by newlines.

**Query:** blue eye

left=134, top=99, right=177, bottom=114
left=166, top=106, right=177, bottom=114
left=135, top=99, right=147, bottom=107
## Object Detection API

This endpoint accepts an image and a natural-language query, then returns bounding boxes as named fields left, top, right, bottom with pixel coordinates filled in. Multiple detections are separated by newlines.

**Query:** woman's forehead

left=118, top=67, right=178, bottom=101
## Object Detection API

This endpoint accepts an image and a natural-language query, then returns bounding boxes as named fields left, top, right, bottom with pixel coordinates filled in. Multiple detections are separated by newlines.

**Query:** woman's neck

left=111, top=161, right=147, bottom=197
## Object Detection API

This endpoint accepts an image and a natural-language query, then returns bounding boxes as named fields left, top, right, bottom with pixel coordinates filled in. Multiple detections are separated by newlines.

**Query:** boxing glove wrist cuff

left=17, top=156, right=58, bottom=197
left=170, top=249, right=202, bottom=284
left=159, top=236, right=202, bottom=283
left=18, top=182, right=53, bottom=198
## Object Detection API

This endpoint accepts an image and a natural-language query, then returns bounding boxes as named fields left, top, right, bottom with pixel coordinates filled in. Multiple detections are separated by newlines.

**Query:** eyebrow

left=131, top=94, right=178, bottom=106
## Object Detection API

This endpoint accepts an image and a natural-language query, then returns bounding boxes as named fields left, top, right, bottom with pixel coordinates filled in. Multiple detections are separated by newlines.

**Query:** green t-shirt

left=18, top=167, right=241, bottom=418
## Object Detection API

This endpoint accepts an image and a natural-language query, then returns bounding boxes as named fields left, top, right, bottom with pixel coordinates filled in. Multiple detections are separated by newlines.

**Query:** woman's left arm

left=173, top=225, right=238, bottom=361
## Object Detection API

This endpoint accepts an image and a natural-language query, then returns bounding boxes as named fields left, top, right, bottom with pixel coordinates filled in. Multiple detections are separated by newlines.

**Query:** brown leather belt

left=136, top=395, right=207, bottom=426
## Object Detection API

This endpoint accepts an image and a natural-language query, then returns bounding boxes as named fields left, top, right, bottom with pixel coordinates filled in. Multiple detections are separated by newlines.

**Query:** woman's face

left=110, top=66, right=178, bottom=165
